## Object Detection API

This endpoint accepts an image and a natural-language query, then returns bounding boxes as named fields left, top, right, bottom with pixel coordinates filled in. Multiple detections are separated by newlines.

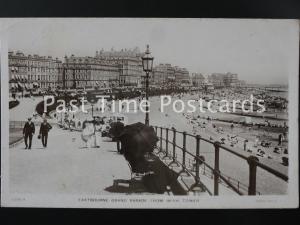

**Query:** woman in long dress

left=81, top=121, right=94, bottom=148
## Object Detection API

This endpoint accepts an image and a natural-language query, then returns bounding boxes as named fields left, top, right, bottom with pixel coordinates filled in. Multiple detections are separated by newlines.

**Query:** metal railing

left=9, top=121, right=27, bottom=129
left=152, top=126, right=288, bottom=196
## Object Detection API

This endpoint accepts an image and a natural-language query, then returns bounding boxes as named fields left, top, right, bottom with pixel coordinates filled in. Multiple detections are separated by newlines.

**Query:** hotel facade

left=8, top=48, right=144, bottom=91
left=62, top=48, right=144, bottom=89
left=8, top=51, right=62, bottom=91
left=8, top=49, right=243, bottom=92
left=151, top=63, right=191, bottom=86
left=207, top=72, right=240, bottom=88
left=191, top=73, right=206, bottom=87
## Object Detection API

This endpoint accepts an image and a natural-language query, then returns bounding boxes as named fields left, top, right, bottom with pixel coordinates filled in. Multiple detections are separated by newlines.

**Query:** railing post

left=163, top=128, right=169, bottom=159
left=247, top=156, right=259, bottom=195
left=153, top=126, right=159, bottom=153
left=172, top=128, right=176, bottom=161
left=160, top=127, right=163, bottom=151
left=189, top=135, right=204, bottom=192
left=169, top=128, right=179, bottom=166
left=195, top=135, right=201, bottom=184
left=182, top=131, right=187, bottom=167
left=214, top=141, right=221, bottom=196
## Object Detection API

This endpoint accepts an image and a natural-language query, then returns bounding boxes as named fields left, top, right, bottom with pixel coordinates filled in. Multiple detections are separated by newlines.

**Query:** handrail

left=153, top=125, right=288, bottom=195
left=255, top=160, right=288, bottom=181
left=160, top=137, right=184, bottom=151
left=159, top=136, right=245, bottom=195
left=200, top=164, right=252, bottom=194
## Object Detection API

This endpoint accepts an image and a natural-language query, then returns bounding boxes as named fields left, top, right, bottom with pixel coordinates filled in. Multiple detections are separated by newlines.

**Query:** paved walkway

left=9, top=96, right=43, bottom=121
left=9, top=126, right=133, bottom=195
left=9, top=97, right=44, bottom=146
left=8, top=97, right=177, bottom=195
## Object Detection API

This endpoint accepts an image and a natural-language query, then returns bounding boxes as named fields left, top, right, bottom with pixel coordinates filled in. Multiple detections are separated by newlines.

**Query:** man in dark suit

left=23, top=117, right=35, bottom=149
left=39, top=118, right=52, bottom=147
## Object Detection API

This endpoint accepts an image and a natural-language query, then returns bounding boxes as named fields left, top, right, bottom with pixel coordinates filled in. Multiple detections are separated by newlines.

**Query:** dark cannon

left=109, top=122, right=181, bottom=194
left=109, top=122, right=158, bottom=173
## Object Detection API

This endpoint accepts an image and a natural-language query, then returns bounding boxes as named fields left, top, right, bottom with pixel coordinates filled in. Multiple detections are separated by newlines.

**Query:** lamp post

left=89, top=97, right=97, bottom=122
left=60, top=111, right=63, bottom=125
left=92, top=104, right=94, bottom=117
left=141, top=45, right=154, bottom=126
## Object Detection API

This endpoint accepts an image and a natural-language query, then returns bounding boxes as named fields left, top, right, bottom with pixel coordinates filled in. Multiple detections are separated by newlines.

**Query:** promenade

left=9, top=94, right=288, bottom=195
left=9, top=96, right=43, bottom=121
left=10, top=126, right=134, bottom=195
left=9, top=97, right=176, bottom=195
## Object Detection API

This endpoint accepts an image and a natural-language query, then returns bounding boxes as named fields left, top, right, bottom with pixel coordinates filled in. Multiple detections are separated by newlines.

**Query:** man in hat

left=39, top=118, right=52, bottom=148
left=23, top=117, right=35, bottom=149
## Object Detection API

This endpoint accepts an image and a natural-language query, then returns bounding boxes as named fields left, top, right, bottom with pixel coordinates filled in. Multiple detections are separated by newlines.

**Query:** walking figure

left=39, top=118, right=52, bottom=148
left=23, top=117, right=35, bottom=149
left=243, top=139, right=248, bottom=151
left=278, top=133, right=283, bottom=146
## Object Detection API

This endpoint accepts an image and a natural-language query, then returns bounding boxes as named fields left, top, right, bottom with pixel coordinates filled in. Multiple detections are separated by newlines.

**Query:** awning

left=17, top=82, right=22, bottom=89
left=33, top=82, right=39, bottom=87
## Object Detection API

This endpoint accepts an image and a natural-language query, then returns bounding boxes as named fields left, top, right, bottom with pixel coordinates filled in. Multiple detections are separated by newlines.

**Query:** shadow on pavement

left=105, top=179, right=149, bottom=194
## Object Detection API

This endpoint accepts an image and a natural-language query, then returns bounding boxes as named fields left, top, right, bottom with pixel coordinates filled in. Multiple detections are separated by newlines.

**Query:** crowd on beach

left=185, top=112, right=287, bottom=162
left=157, top=90, right=289, bottom=166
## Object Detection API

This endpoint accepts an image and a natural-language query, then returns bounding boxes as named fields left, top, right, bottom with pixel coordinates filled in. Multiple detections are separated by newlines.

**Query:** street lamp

left=90, top=98, right=96, bottom=119
left=89, top=96, right=98, bottom=123
left=141, top=44, right=154, bottom=126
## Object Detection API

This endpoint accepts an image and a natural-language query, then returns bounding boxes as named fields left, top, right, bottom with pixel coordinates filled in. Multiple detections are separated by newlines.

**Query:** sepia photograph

left=0, top=18, right=299, bottom=208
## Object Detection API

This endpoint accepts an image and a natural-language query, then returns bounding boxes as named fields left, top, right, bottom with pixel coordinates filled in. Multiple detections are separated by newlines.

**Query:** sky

left=1, top=18, right=299, bottom=84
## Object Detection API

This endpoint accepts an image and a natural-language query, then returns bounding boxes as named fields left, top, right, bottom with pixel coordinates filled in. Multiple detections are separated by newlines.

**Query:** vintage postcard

left=0, top=18, right=299, bottom=208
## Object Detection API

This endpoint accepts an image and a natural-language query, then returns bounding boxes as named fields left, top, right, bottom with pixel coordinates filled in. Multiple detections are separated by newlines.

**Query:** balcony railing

left=152, top=126, right=288, bottom=195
